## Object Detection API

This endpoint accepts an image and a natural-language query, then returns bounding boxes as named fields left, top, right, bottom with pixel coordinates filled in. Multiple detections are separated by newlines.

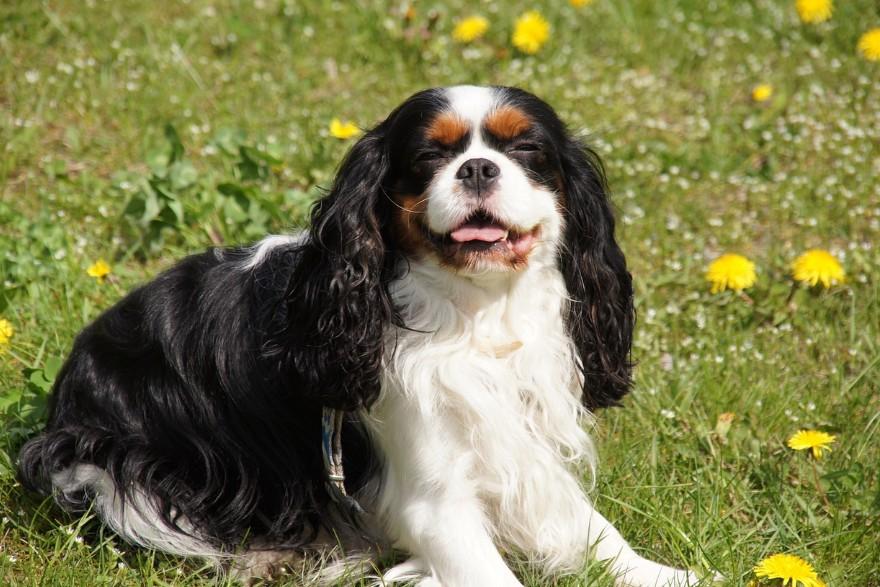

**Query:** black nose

left=455, top=158, right=500, bottom=195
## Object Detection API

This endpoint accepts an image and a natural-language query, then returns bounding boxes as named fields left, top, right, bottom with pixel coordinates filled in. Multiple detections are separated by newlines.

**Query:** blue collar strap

left=321, top=407, right=365, bottom=516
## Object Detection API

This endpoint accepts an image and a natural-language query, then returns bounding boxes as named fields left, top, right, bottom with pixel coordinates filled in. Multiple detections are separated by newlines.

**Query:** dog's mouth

left=425, top=211, right=540, bottom=257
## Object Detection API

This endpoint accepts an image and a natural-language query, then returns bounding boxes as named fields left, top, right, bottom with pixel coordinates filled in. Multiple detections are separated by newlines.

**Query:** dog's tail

left=18, top=427, right=80, bottom=505
left=19, top=430, right=226, bottom=561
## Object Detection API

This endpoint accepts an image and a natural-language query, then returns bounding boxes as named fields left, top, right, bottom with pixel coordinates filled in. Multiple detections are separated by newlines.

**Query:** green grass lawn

left=2, top=0, right=879, bottom=585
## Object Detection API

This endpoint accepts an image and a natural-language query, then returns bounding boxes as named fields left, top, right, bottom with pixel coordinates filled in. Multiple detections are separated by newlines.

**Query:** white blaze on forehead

left=445, top=85, right=497, bottom=136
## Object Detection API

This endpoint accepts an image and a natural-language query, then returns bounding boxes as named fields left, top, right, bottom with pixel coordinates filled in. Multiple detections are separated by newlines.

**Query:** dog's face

left=302, top=85, right=634, bottom=410
left=381, top=86, right=566, bottom=273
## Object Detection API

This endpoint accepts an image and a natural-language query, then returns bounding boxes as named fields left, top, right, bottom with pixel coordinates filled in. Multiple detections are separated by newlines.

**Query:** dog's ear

left=557, top=139, right=635, bottom=410
left=282, top=127, right=397, bottom=410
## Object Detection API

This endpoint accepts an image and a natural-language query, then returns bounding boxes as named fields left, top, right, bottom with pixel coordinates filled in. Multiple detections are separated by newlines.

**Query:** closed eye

left=509, top=142, right=541, bottom=152
left=415, top=151, right=448, bottom=162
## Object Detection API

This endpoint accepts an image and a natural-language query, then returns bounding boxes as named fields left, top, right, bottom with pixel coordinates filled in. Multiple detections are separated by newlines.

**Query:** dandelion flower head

left=752, top=84, right=773, bottom=102
left=0, top=318, right=14, bottom=349
left=453, top=16, right=489, bottom=43
left=87, top=259, right=112, bottom=281
left=787, top=430, right=836, bottom=459
left=857, top=28, right=880, bottom=61
left=796, top=0, right=832, bottom=24
left=754, top=553, right=823, bottom=587
left=570, top=0, right=595, bottom=7
left=791, top=249, right=844, bottom=288
left=329, top=118, right=360, bottom=140
left=512, top=11, right=550, bottom=55
left=706, top=253, right=757, bottom=293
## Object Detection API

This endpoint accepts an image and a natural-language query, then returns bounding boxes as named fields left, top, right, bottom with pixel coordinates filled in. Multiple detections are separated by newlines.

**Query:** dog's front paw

left=653, top=568, right=701, bottom=587
left=656, top=568, right=725, bottom=586
left=614, top=558, right=703, bottom=587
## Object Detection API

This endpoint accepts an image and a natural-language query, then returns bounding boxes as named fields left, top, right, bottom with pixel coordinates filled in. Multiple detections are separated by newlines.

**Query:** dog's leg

left=585, top=507, right=700, bottom=587
left=371, top=403, right=523, bottom=587
left=383, top=489, right=523, bottom=587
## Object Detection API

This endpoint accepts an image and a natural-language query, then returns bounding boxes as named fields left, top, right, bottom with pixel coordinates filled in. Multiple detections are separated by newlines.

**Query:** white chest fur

left=365, top=260, right=598, bottom=573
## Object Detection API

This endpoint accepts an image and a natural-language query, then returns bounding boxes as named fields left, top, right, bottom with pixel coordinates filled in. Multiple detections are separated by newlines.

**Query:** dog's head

left=287, top=86, right=634, bottom=411
left=381, top=86, right=565, bottom=274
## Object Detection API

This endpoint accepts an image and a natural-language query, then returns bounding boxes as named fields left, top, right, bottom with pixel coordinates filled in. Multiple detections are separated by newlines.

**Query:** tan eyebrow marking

left=426, top=112, right=470, bottom=146
left=484, top=105, right=532, bottom=140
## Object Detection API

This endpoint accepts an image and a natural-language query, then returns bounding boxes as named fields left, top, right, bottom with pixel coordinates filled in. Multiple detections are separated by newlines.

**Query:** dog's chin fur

left=17, top=86, right=703, bottom=587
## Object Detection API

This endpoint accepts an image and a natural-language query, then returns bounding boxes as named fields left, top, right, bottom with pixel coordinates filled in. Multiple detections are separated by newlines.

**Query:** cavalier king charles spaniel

left=19, top=86, right=703, bottom=586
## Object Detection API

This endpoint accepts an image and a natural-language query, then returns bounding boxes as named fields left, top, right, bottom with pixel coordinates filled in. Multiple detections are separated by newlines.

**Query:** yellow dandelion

left=512, top=11, right=550, bottom=55
left=754, top=553, right=823, bottom=587
left=570, top=0, right=595, bottom=7
left=329, top=118, right=360, bottom=140
left=791, top=249, right=844, bottom=288
left=453, top=16, right=489, bottom=43
left=795, top=0, right=832, bottom=24
left=752, top=83, right=773, bottom=102
left=0, top=318, right=14, bottom=352
left=87, top=259, right=112, bottom=282
left=706, top=253, right=757, bottom=294
left=788, top=430, right=836, bottom=459
left=857, top=28, right=880, bottom=61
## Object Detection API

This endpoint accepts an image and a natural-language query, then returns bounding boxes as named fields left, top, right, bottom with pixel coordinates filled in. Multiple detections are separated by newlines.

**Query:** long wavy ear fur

left=558, top=139, right=635, bottom=410
left=281, top=128, right=399, bottom=411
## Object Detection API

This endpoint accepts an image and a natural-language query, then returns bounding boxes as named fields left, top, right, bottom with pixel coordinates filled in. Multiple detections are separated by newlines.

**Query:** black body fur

left=18, top=244, right=376, bottom=548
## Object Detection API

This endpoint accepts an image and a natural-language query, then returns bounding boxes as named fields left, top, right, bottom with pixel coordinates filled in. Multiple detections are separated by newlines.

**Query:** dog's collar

left=321, top=407, right=365, bottom=516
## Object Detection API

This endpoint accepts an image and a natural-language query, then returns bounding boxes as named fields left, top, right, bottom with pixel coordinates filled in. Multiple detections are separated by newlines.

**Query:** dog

left=19, top=85, right=702, bottom=586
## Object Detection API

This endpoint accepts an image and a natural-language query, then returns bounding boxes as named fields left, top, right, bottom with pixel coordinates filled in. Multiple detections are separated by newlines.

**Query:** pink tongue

left=450, top=224, right=507, bottom=243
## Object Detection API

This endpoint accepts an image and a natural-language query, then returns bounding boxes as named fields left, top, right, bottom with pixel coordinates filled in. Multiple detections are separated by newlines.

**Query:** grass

left=1, top=0, right=879, bottom=584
